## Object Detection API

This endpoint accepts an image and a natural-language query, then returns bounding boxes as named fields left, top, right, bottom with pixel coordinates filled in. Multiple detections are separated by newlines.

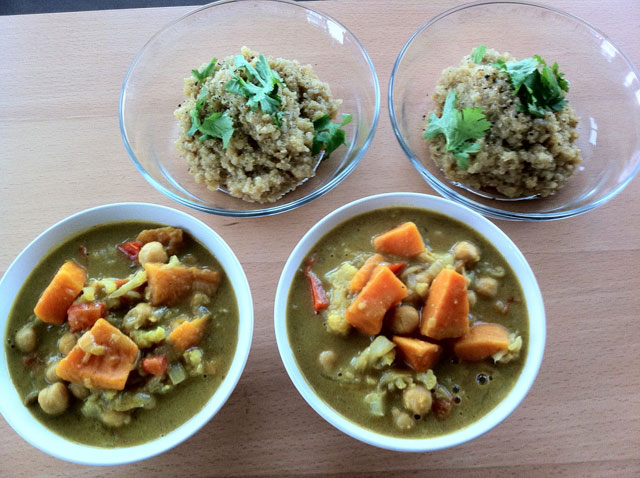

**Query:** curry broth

left=286, top=208, right=528, bottom=438
left=5, top=221, right=239, bottom=447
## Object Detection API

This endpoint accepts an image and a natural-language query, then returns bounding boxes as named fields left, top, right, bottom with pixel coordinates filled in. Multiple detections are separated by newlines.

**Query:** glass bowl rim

left=119, top=0, right=381, bottom=218
left=388, top=0, right=640, bottom=221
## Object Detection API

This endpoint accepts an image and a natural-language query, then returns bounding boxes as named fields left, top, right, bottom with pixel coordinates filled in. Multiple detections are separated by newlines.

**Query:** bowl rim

left=119, top=0, right=381, bottom=218
left=388, top=0, right=640, bottom=221
left=0, top=202, right=254, bottom=465
left=274, top=192, right=546, bottom=451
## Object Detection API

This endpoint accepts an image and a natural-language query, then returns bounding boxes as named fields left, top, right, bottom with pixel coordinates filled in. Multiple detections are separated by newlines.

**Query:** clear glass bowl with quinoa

left=388, top=1, right=640, bottom=220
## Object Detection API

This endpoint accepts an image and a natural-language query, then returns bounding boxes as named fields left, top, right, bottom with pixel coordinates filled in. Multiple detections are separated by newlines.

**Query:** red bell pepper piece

left=142, top=356, right=169, bottom=376
left=387, top=262, right=407, bottom=275
left=305, top=258, right=329, bottom=313
left=118, top=241, right=142, bottom=262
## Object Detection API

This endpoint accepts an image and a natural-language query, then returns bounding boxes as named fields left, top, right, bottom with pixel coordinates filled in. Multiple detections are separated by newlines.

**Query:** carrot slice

left=34, top=260, right=87, bottom=324
left=372, top=222, right=426, bottom=257
left=305, top=258, right=329, bottom=313
left=454, top=323, right=510, bottom=362
left=349, top=254, right=384, bottom=293
left=421, top=268, right=469, bottom=340
left=67, top=301, right=106, bottom=332
left=345, top=265, right=408, bottom=335
left=169, top=315, right=209, bottom=353
left=56, top=318, right=139, bottom=390
left=392, top=336, right=442, bottom=372
left=142, top=356, right=169, bottom=376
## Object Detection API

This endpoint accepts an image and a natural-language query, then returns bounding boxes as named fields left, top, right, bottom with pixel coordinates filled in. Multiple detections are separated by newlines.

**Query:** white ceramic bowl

left=0, top=203, right=253, bottom=465
left=274, top=192, right=545, bottom=451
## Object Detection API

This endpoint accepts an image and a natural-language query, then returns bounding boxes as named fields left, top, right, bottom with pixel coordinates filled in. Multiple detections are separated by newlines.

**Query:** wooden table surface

left=1, top=1, right=639, bottom=476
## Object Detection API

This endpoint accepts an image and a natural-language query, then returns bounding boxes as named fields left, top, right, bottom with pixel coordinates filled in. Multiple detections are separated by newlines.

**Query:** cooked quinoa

left=426, top=48, right=582, bottom=198
left=175, top=47, right=341, bottom=203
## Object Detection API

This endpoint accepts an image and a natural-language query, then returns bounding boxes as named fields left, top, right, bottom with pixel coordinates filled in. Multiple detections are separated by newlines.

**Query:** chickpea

left=403, top=385, right=432, bottom=416
left=45, top=359, right=61, bottom=383
left=387, top=305, right=420, bottom=335
left=100, top=410, right=131, bottom=428
left=391, top=407, right=415, bottom=430
left=58, top=332, right=77, bottom=356
left=318, top=350, right=337, bottom=373
left=137, top=241, right=168, bottom=267
left=69, top=383, right=89, bottom=400
left=475, top=276, right=499, bottom=298
left=15, top=324, right=37, bottom=353
left=123, top=302, right=153, bottom=332
left=452, top=241, right=480, bottom=265
left=38, top=382, right=69, bottom=415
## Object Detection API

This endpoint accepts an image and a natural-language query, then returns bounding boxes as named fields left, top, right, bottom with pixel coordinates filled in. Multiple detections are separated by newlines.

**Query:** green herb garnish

left=424, top=90, right=491, bottom=170
left=471, top=45, right=486, bottom=63
left=192, top=58, right=217, bottom=83
left=225, top=54, right=283, bottom=123
left=199, top=111, right=234, bottom=148
left=186, top=87, right=234, bottom=148
left=311, top=113, right=353, bottom=160
left=495, top=55, right=569, bottom=117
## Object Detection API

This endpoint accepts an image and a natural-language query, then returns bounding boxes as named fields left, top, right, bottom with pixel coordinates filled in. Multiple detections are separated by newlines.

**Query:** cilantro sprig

left=311, top=114, right=353, bottom=160
left=495, top=55, right=569, bottom=117
left=186, top=88, right=234, bottom=149
left=424, top=90, right=491, bottom=170
left=225, top=54, right=284, bottom=126
left=471, top=45, right=486, bottom=63
left=192, top=58, right=217, bottom=83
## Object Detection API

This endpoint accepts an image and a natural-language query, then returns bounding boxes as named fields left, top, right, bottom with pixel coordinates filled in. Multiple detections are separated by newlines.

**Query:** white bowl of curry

left=274, top=192, right=544, bottom=451
left=0, top=202, right=253, bottom=464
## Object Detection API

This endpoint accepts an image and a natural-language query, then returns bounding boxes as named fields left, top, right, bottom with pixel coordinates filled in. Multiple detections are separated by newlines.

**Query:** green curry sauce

left=286, top=208, right=528, bottom=438
left=5, top=221, right=238, bottom=447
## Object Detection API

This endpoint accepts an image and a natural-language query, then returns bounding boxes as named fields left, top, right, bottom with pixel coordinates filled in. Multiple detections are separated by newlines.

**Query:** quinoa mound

left=427, top=48, right=582, bottom=198
left=175, top=47, right=341, bottom=203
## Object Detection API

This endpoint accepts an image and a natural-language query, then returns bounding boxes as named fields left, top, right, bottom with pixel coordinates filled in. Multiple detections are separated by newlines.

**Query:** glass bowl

left=274, top=193, right=545, bottom=451
left=0, top=203, right=253, bottom=464
left=120, top=0, right=379, bottom=217
left=389, top=1, right=640, bottom=221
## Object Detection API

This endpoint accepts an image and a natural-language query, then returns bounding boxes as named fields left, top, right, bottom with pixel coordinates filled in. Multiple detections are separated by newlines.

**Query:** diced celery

left=168, top=362, right=187, bottom=385
left=364, top=391, right=386, bottom=417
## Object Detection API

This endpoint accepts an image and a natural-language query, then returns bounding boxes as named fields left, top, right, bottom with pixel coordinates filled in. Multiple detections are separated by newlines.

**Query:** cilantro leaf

left=495, top=55, right=570, bottom=117
left=312, top=113, right=353, bottom=159
left=186, top=87, right=234, bottom=148
left=494, top=57, right=538, bottom=93
left=471, top=45, right=486, bottom=63
left=186, top=88, right=209, bottom=137
left=225, top=54, right=283, bottom=124
left=424, top=90, right=491, bottom=170
left=192, top=58, right=217, bottom=83
left=199, top=111, right=234, bottom=149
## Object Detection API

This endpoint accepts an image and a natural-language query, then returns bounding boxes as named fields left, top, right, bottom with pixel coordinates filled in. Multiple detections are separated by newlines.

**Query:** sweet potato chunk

left=169, top=315, right=209, bottom=353
left=145, top=262, right=220, bottom=306
left=56, top=319, right=139, bottom=390
left=349, top=254, right=383, bottom=293
left=34, top=260, right=87, bottom=324
left=136, top=226, right=183, bottom=256
left=372, top=222, right=426, bottom=257
left=67, top=301, right=106, bottom=332
left=421, top=269, right=469, bottom=340
left=392, top=336, right=442, bottom=372
left=345, top=266, right=408, bottom=335
left=454, top=323, right=510, bottom=362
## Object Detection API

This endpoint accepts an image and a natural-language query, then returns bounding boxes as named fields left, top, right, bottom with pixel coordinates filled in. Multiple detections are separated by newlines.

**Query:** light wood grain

left=1, top=1, right=639, bottom=476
